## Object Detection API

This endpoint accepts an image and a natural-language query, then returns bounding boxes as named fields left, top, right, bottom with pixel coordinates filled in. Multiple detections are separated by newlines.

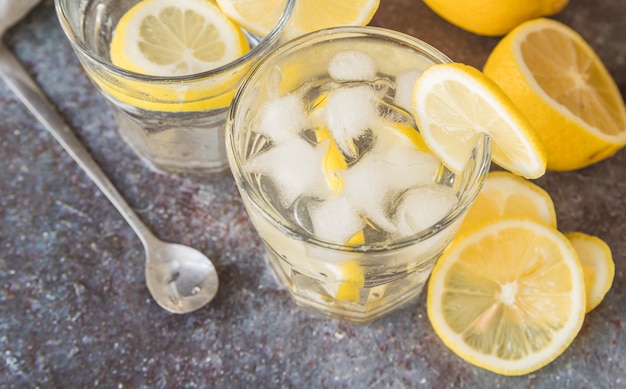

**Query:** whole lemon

left=423, top=0, right=569, bottom=36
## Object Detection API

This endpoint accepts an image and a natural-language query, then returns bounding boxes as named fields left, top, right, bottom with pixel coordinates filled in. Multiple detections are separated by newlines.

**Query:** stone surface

left=1, top=0, right=625, bottom=387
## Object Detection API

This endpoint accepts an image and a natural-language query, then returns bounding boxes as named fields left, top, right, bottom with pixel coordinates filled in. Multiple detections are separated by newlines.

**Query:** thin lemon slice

left=413, top=63, right=547, bottom=179
left=216, top=0, right=380, bottom=38
left=111, top=0, right=248, bottom=76
left=484, top=18, right=626, bottom=171
left=566, top=232, right=614, bottom=313
left=458, top=170, right=556, bottom=234
left=98, top=0, right=249, bottom=112
left=427, top=219, right=585, bottom=376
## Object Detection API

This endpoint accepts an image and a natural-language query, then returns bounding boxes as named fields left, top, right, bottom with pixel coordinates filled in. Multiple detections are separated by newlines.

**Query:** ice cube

left=373, top=140, right=441, bottom=190
left=255, top=94, right=307, bottom=143
left=392, top=185, right=458, bottom=238
left=307, top=195, right=365, bottom=245
left=394, top=70, right=422, bottom=113
left=328, top=50, right=377, bottom=81
left=324, top=85, right=376, bottom=157
left=244, top=136, right=332, bottom=208
left=341, top=153, right=397, bottom=232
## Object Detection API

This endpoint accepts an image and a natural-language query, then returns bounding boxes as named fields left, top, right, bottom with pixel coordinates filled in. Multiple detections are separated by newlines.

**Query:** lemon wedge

left=458, top=170, right=556, bottom=235
left=566, top=232, right=615, bottom=313
left=412, top=63, right=547, bottom=179
left=216, top=0, right=380, bottom=38
left=427, top=218, right=585, bottom=375
left=484, top=18, right=626, bottom=170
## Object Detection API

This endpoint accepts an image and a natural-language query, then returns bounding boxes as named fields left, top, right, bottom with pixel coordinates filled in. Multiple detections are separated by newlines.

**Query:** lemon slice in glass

left=427, top=218, right=585, bottom=375
left=110, top=0, right=249, bottom=76
left=98, top=0, right=249, bottom=112
left=412, top=62, right=547, bottom=179
left=484, top=18, right=626, bottom=171
left=216, top=0, right=380, bottom=38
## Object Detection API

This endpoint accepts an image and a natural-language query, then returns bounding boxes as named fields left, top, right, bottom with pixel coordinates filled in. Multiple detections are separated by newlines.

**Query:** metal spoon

left=0, top=42, right=218, bottom=313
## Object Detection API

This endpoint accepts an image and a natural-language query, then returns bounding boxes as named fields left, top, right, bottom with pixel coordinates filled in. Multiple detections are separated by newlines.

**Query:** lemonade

left=226, top=27, right=491, bottom=323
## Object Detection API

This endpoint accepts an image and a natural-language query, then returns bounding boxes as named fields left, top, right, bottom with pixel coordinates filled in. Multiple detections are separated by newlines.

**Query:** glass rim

left=227, top=26, right=493, bottom=253
left=53, top=0, right=296, bottom=82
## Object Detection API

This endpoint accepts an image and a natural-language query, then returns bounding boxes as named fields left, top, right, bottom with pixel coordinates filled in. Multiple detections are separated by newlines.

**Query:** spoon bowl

left=145, top=241, right=219, bottom=313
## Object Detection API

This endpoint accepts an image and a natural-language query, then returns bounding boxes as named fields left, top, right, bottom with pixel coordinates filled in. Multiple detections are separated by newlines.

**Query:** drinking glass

left=226, top=26, right=492, bottom=323
left=55, top=0, right=295, bottom=173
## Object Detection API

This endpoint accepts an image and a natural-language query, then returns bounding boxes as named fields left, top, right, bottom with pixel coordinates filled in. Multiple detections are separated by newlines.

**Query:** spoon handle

left=0, top=42, right=155, bottom=247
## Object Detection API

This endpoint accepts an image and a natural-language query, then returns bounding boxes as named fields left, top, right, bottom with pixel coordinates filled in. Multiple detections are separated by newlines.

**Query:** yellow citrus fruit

left=427, top=218, right=586, bottom=375
left=459, top=171, right=556, bottom=235
left=412, top=62, right=547, bottom=179
left=101, top=0, right=249, bottom=112
left=566, top=232, right=615, bottom=313
left=216, top=0, right=380, bottom=38
left=423, top=0, right=569, bottom=36
left=484, top=18, right=626, bottom=171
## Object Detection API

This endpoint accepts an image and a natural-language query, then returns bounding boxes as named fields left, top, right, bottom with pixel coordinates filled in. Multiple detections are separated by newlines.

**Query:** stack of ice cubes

left=244, top=50, right=459, bottom=246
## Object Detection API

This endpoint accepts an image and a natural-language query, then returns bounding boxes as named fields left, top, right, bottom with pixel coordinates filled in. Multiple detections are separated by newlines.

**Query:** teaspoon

left=0, top=42, right=219, bottom=313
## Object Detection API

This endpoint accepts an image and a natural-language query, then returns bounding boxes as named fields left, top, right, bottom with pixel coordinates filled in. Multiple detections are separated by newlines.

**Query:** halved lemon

left=427, top=218, right=585, bottom=375
left=216, top=0, right=380, bottom=38
left=458, top=170, right=556, bottom=234
left=99, top=0, right=249, bottom=112
left=412, top=62, right=547, bottom=179
left=566, top=232, right=614, bottom=312
left=484, top=18, right=626, bottom=171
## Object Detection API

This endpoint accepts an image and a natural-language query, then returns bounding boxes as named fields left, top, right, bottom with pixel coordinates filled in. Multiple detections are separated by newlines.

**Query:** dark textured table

left=1, top=0, right=625, bottom=387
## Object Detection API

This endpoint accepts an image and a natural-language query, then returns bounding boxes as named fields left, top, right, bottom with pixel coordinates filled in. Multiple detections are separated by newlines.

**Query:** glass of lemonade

left=226, top=26, right=492, bottom=323
left=55, top=0, right=295, bottom=173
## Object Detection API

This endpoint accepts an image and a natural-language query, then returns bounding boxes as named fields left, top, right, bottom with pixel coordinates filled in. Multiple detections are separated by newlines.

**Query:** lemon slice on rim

left=412, top=62, right=547, bottom=179
left=216, top=0, right=380, bottom=38
left=566, top=232, right=615, bottom=313
left=458, top=170, right=556, bottom=235
left=98, top=0, right=249, bottom=112
left=484, top=18, right=626, bottom=171
left=427, top=218, right=585, bottom=375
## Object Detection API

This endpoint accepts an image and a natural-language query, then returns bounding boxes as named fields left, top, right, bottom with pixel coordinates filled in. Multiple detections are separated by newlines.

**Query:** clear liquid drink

left=227, top=27, right=491, bottom=323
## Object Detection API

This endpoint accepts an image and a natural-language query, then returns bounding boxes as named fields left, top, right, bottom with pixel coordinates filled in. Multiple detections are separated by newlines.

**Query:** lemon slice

left=566, top=232, right=614, bottom=313
left=458, top=170, right=556, bottom=235
left=216, top=0, right=380, bottom=38
left=111, top=0, right=248, bottom=76
left=427, top=219, right=585, bottom=375
left=98, top=0, right=249, bottom=112
left=484, top=18, right=626, bottom=171
left=413, top=63, right=547, bottom=179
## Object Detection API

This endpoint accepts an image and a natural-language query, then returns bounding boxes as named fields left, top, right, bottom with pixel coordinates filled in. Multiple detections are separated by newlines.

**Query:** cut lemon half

left=484, top=18, right=626, bottom=171
left=566, top=232, right=614, bottom=313
left=458, top=170, right=556, bottom=235
left=101, top=0, right=249, bottom=112
left=413, top=63, right=547, bottom=179
left=216, top=0, right=380, bottom=38
left=427, top=219, right=585, bottom=376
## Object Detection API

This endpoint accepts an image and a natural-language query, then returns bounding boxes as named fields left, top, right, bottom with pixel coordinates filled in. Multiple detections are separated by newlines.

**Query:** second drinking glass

left=55, top=0, right=295, bottom=173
